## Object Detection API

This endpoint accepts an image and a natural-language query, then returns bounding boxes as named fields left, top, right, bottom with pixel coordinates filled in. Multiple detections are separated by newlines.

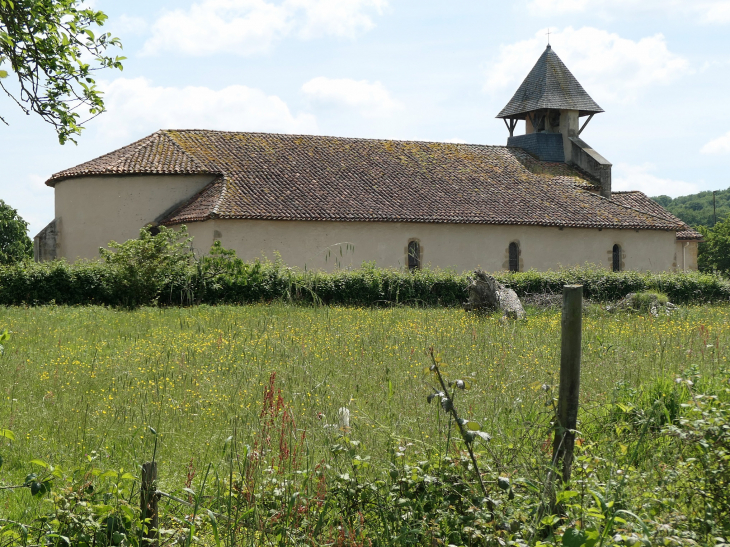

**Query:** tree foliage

left=652, top=187, right=730, bottom=228
left=697, top=215, right=730, bottom=274
left=0, top=0, right=124, bottom=143
left=0, top=199, right=31, bottom=264
left=99, top=226, right=194, bottom=307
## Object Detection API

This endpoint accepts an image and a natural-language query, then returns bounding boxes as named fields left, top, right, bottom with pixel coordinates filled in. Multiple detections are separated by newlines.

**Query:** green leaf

left=30, top=480, right=51, bottom=497
left=615, top=510, right=651, bottom=535
left=29, top=459, right=48, bottom=468
left=583, top=529, right=600, bottom=547
left=562, top=528, right=586, bottom=547
left=466, top=421, right=480, bottom=431
left=208, top=510, right=221, bottom=547
left=0, top=70, right=8, bottom=78
left=556, top=490, right=580, bottom=503
left=120, top=504, right=136, bottom=520
left=0, top=430, right=15, bottom=442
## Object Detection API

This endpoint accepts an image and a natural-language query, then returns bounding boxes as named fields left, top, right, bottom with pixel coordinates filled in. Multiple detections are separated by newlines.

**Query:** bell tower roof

left=496, top=45, right=604, bottom=120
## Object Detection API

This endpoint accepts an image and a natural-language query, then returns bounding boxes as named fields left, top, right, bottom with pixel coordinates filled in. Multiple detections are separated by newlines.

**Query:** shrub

left=99, top=226, right=194, bottom=307
left=630, top=290, right=669, bottom=312
left=2, top=234, right=730, bottom=308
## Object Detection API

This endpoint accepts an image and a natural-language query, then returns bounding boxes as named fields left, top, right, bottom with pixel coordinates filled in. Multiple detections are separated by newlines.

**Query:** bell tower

left=497, top=45, right=613, bottom=198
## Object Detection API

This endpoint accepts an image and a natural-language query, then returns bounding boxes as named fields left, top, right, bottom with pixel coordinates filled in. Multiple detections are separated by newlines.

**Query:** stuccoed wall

left=49, top=174, right=691, bottom=272
left=182, top=219, right=685, bottom=273
left=33, top=219, right=57, bottom=262
left=675, top=240, right=700, bottom=272
left=52, top=174, right=217, bottom=260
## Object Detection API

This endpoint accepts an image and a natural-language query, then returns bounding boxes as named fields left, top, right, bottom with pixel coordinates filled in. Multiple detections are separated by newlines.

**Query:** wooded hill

left=652, top=187, right=730, bottom=227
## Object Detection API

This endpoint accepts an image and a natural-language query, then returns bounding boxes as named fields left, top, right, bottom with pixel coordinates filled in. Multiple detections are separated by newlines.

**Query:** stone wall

left=569, top=137, right=612, bottom=198
left=33, top=219, right=57, bottom=262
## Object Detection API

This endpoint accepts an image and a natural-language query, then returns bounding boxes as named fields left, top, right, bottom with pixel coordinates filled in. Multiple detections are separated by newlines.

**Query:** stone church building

left=34, top=45, right=701, bottom=272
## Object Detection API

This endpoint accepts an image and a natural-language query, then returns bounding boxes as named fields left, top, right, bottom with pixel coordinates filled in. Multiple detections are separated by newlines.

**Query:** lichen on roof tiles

left=497, top=45, right=603, bottom=119
left=47, top=129, right=684, bottom=232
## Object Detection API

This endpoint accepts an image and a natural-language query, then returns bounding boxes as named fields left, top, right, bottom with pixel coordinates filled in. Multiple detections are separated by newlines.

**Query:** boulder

left=464, top=270, right=526, bottom=320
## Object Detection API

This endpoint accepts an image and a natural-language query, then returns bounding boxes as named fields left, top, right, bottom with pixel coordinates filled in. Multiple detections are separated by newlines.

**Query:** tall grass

left=0, top=304, right=728, bottom=543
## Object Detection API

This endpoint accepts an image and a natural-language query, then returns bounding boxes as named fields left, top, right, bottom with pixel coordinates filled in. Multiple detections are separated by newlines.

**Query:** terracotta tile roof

left=676, top=230, right=704, bottom=241
left=497, top=45, right=603, bottom=120
left=611, top=191, right=704, bottom=241
left=47, top=131, right=212, bottom=181
left=47, top=129, right=684, bottom=232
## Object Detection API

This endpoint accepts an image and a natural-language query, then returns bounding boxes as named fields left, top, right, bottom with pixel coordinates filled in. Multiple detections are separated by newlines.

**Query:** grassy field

left=1, top=303, right=729, bottom=545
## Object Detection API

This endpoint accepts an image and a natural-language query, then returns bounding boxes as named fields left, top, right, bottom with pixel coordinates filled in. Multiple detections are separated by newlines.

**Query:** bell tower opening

left=496, top=45, right=613, bottom=198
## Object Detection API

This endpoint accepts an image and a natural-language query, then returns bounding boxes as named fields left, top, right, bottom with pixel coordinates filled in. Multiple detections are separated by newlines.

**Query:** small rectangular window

left=408, top=240, right=421, bottom=271
left=612, top=244, right=621, bottom=272
left=508, top=242, right=519, bottom=272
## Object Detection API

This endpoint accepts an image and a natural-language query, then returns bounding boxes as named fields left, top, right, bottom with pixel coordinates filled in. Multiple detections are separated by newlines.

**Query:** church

left=33, top=45, right=701, bottom=273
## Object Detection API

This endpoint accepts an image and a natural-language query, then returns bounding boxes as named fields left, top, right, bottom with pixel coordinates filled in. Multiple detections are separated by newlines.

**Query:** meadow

left=1, top=303, right=729, bottom=545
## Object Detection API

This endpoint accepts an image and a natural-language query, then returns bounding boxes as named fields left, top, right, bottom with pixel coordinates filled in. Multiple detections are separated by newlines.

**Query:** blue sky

left=3, top=0, right=730, bottom=237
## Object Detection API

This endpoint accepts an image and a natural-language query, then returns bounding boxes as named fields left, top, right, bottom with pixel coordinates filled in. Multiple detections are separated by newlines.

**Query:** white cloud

left=288, top=0, right=387, bottom=38
left=113, top=15, right=149, bottom=35
left=527, top=0, right=730, bottom=23
left=142, top=0, right=388, bottom=57
left=141, top=0, right=291, bottom=57
left=613, top=163, right=698, bottom=197
left=94, top=77, right=317, bottom=141
left=301, top=77, right=399, bottom=117
left=700, top=1, right=730, bottom=23
left=484, top=27, right=690, bottom=104
left=701, top=131, right=730, bottom=155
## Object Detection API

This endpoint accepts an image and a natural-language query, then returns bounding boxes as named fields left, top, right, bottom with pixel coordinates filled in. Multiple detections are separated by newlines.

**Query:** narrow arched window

left=408, top=240, right=421, bottom=271
left=508, top=242, right=519, bottom=272
left=612, top=244, right=621, bottom=272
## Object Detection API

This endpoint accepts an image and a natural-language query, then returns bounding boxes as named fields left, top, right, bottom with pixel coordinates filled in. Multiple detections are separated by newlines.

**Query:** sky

left=3, top=0, right=730, bottom=238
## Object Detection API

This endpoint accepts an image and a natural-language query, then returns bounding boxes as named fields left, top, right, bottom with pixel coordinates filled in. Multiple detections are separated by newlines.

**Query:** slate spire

left=497, top=45, right=603, bottom=120
left=497, top=45, right=611, bottom=198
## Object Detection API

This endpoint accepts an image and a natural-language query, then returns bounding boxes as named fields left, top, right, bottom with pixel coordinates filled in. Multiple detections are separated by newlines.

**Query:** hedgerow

left=3, top=227, right=729, bottom=307
left=1, top=260, right=728, bottom=308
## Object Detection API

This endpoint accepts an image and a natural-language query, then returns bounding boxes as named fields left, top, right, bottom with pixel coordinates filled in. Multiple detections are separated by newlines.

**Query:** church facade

left=34, top=46, right=701, bottom=273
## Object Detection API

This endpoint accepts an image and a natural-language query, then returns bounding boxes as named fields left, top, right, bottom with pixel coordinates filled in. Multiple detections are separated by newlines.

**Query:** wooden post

left=552, top=285, right=583, bottom=484
left=141, top=462, right=158, bottom=547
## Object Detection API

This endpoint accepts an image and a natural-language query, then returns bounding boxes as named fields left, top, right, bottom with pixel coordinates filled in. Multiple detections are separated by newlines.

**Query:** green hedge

left=496, top=268, right=730, bottom=304
left=1, top=260, right=728, bottom=307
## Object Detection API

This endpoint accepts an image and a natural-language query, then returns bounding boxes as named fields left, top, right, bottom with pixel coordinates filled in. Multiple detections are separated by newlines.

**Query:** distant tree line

left=652, top=188, right=730, bottom=228
left=651, top=188, right=730, bottom=275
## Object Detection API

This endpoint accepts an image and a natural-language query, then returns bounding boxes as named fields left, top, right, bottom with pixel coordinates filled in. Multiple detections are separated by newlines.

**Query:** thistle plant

left=425, top=347, right=491, bottom=500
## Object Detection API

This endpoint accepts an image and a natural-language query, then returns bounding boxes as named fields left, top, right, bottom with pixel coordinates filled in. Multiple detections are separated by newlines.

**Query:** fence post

left=141, top=462, right=159, bottom=547
left=552, top=285, right=583, bottom=485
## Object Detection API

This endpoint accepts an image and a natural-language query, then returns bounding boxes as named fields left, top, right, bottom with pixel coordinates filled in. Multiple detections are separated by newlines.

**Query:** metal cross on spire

left=546, top=28, right=551, bottom=45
